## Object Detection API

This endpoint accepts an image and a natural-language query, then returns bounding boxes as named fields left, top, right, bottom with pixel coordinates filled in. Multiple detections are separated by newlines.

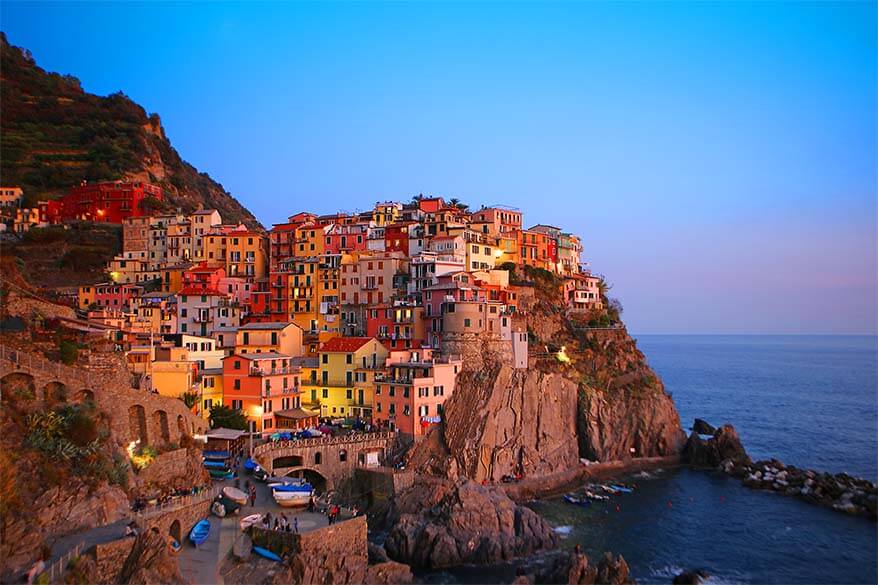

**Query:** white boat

left=222, top=486, right=249, bottom=505
left=239, top=513, right=263, bottom=531
left=273, top=490, right=312, bottom=507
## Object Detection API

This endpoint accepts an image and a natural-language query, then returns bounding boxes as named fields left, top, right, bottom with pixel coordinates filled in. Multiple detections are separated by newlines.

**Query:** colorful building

left=313, top=336, right=388, bottom=419
left=222, top=352, right=301, bottom=435
left=373, top=348, right=462, bottom=437
left=50, top=181, right=162, bottom=224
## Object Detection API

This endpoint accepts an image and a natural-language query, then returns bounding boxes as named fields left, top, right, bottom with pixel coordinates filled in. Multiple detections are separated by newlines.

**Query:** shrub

left=58, top=338, right=78, bottom=365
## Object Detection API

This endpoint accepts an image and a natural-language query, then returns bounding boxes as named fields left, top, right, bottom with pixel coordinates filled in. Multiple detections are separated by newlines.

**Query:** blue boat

left=204, top=460, right=228, bottom=469
left=189, top=519, right=211, bottom=546
left=272, top=482, right=313, bottom=493
left=208, top=469, right=233, bottom=479
left=609, top=484, right=634, bottom=494
left=253, top=546, right=282, bottom=562
left=243, top=458, right=258, bottom=471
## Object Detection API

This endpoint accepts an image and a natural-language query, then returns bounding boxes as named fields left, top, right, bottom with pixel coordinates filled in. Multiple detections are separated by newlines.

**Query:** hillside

left=0, top=33, right=261, bottom=229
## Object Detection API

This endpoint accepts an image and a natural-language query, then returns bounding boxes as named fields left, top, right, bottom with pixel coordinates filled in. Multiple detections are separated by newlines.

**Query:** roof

left=230, top=351, right=293, bottom=361
left=290, top=356, right=319, bottom=368
left=274, top=408, right=320, bottom=420
left=239, top=322, right=298, bottom=331
left=202, top=367, right=223, bottom=375
left=178, top=286, right=227, bottom=296
left=320, top=336, right=375, bottom=353
left=193, top=209, right=219, bottom=215
left=206, top=428, right=248, bottom=440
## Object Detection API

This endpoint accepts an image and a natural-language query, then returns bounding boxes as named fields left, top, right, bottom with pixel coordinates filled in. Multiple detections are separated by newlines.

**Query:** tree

left=180, top=392, right=198, bottom=409
left=208, top=405, right=248, bottom=430
left=58, top=339, right=78, bottom=365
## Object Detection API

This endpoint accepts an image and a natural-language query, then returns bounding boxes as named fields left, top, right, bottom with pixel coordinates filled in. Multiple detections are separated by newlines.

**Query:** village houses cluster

left=5, top=181, right=603, bottom=439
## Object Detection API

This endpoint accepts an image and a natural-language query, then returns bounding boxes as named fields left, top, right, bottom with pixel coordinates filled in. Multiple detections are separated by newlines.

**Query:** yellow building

left=150, top=346, right=197, bottom=398
left=316, top=254, right=341, bottom=334
left=226, top=230, right=268, bottom=281
left=161, top=265, right=187, bottom=294
left=296, top=356, right=321, bottom=412
left=235, top=322, right=304, bottom=356
left=203, top=232, right=228, bottom=266
left=494, top=234, right=519, bottom=266
left=314, top=336, right=388, bottom=419
left=200, top=367, right=224, bottom=419
left=372, top=201, right=402, bottom=226
left=294, top=224, right=326, bottom=258
left=77, top=285, right=97, bottom=310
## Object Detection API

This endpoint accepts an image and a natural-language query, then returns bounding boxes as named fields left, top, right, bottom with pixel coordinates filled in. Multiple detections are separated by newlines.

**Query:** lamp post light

left=249, top=405, right=264, bottom=457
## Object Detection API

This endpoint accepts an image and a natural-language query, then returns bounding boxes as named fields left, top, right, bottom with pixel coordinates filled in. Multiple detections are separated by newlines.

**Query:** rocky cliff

left=0, top=34, right=260, bottom=229
left=409, top=273, right=684, bottom=484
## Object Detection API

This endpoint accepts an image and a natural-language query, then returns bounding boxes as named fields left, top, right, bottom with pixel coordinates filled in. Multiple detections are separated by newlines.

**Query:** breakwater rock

left=514, top=549, right=635, bottom=585
left=384, top=478, right=558, bottom=569
left=683, top=419, right=877, bottom=520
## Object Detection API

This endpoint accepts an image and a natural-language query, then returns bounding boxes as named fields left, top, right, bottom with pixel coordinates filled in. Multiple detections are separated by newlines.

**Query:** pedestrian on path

left=294, top=517, right=299, bottom=534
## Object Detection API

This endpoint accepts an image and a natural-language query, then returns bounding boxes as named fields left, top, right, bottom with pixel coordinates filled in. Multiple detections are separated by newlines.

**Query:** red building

left=324, top=224, right=368, bottom=254
left=384, top=222, right=416, bottom=256
left=48, top=181, right=162, bottom=224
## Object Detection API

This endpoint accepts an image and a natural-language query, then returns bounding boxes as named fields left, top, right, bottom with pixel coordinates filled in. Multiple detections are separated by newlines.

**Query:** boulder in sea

left=691, top=419, right=715, bottom=435
left=673, top=569, right=710, bottom=584
left=683, top=424, right=750, bottom=468
left=530, top=550, right=634, bottom=585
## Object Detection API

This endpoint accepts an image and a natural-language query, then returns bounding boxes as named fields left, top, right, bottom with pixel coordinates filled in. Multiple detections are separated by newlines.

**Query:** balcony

left=249, top=366, right=299, bottom=376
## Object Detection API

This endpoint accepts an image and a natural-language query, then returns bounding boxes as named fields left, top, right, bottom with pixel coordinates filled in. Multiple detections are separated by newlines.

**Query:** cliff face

left=409, top=274, right=684, bottom=483
left=0, top=34, right=260, bottom=229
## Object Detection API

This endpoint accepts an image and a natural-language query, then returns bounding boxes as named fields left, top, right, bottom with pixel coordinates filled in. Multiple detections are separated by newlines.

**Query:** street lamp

left=249, top=405, right=263, bottom=457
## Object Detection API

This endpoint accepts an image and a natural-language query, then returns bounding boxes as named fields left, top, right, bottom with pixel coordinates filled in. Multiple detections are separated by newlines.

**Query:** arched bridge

left=253, top=432, right=397, bottom=490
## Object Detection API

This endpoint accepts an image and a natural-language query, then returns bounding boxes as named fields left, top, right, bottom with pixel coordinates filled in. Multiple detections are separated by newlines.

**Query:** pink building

left=324, top=223, right=369, bottom=254
left=373, top=348, right=462, bottom=437
left=90, top=283, right=143, bottom=311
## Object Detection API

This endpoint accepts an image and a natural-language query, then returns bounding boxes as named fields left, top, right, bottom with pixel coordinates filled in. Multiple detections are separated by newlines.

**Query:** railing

left=133, top=486, right=221, bottom=521
left=252, top=431, right=396, bottom=457
left=42, top=542, right=84, bottom=582
left=0, top=345, right=96, bottom=387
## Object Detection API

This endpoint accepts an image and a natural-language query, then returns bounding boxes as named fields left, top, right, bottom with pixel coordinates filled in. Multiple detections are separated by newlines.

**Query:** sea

left=428, top=335, right=878, bottom=584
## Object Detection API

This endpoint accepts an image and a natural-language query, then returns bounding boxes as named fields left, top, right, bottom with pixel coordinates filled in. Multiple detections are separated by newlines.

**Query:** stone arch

left=169, top=519, right=181, bottom=544
left=282, top=467, right=329, bottom=493
left=177, top=415, right=186, bottom=439
left=43, top=381, right=67, bottom=403
left=152, top=410, right=170, bottom=445
left=129, top=405, right=148, bottom=446
left=1, top=372, right=35, bottom=401
left=76, top=389, right=95, bottom=403
left=339, top=449, right=347, bottom=463
left=314, top=451, right=322, bottom=465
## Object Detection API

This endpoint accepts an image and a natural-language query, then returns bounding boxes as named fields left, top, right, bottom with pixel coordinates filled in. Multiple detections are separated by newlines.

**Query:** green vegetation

left=209, top=404, right=248, bottom=430
left=25, top=404, right=104, bottom=461
left=180, top=391, right=199, bottom=409
left=58, top=338, right=79, bottom=365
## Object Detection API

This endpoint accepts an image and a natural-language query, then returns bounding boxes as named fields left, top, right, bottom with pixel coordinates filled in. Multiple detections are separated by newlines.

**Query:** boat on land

left=222, top=486, right=249, bottom=505
left=203, top=460, right=229, bottom=469
left=189, top=519, right=211, bottom=546
left=273, top=483, right=313, bottom=507
left=253, top=546, right=283, bottom=562
left=244, top=458, right=259, bottom=472
left=239, top=514, right=262, bottom=531
left=208, top=468, right=234, bottom=480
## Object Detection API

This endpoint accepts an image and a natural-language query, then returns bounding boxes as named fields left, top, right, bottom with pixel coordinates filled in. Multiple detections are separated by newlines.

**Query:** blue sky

left=3, top=1, right=876, bottom=334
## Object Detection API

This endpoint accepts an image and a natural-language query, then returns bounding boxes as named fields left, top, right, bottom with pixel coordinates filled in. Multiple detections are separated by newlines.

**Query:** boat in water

left=189, top=519, right=211, bottom=546
left=563, top=493, right=590, bottom=506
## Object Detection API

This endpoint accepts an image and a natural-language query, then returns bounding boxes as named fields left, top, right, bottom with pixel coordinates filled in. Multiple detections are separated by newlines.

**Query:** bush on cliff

left=209, top=405, right=248, bottom=430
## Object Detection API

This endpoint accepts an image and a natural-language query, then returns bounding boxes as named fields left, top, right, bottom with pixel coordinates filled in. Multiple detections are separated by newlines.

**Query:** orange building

left=222, top=352, right=301, bottom=435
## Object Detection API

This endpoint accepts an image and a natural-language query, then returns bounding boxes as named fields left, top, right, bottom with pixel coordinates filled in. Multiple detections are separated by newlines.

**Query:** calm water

left=430, top=335, right=878, bottom=584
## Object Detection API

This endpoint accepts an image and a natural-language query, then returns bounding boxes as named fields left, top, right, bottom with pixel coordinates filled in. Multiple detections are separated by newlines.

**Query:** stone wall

left=136, top=496, right=213, bottom=540
left=91, top=536, right=136, bottom=584
left=353, top=468, right=414, bottom=514
left=134, top=448, right=209, bottom=496
left=0, top=346, right=207, bottom=451
left=439, top=334, right=513, bottom=372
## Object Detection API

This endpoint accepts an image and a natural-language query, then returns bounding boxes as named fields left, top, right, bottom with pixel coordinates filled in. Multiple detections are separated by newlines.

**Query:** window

left=346, top=389, right=352, bottom=399
left=234, top=380, right=241, bottom=390
left=315, top=452, right=322, bottom=464
left=346, top=354, right=352, bottom=364
left=322, top=354, right=328, bottom=364
left=234, top=360, right=241, bottom=370
left=464, top=318, right=471, bottom=327
left=339, top=450, right=347, bottom=462
left=322, top=389, right=328, bottom=398
left=232, top=399, right=242, bottom=409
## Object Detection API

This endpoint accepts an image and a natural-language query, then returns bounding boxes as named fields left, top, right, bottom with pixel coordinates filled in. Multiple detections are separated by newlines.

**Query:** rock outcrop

left=522, top=550, right=635, bottom=585
left=116, top=529, right=185, bottom=585
left=384, top=478, right=558, bottom=569
left=682, top=424, right=750, bottom=468
left=684, top=420, right=877, bottom=520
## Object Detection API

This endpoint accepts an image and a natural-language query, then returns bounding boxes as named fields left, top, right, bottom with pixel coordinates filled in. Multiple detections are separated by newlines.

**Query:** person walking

left=294, top=517, right=299, bottom=534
